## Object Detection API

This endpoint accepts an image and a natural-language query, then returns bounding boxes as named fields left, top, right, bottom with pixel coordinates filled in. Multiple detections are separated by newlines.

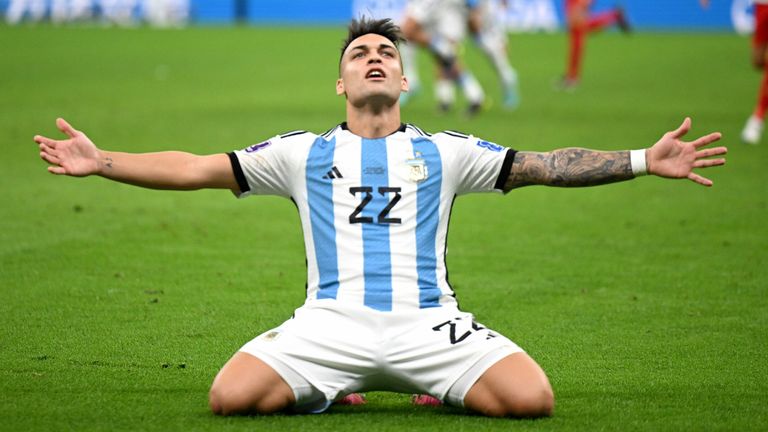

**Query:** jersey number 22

left=349, top=186, right=402, bottom=224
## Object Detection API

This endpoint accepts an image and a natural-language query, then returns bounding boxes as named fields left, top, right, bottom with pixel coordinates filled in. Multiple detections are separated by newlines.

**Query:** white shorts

left=406, top=0, right=469, bottom=42
left=239, top=300, right=523, bottom=413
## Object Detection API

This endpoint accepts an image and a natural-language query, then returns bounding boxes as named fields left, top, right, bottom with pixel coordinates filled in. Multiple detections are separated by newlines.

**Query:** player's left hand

left=647, top=117, right=726, bottom=187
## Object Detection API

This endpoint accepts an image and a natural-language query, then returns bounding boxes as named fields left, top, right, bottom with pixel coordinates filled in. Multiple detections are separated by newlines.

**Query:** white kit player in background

left=356, top=0, right=522, bottom=110
left=99, top=0, right=188, bottom=27
left=51, top=0, right=93, bottom=23
left=142, top=0, right=189, bottom=27
left=99, top=0, right=137, bottom=25
left=34, top=18, right=726, bottom=418
left=5, top=0, right=46, bottom=24
left=7, top=0, right=96, bottom=24
left=401, top=0, right=486, bottom=114
left=5, top=0, right=189, bottom=26
left=469, top=0, right=521, bottom=109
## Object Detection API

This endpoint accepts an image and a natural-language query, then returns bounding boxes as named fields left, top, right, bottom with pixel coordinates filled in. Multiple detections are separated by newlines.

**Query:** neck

left=345, top=99, right=402, bottom=138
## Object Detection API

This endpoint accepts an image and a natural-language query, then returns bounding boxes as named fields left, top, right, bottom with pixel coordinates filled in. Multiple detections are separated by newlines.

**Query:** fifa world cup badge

left=407, top=152, right=428, bottom=183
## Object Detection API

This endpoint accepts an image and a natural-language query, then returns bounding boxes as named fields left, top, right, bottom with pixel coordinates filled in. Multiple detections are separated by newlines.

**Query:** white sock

left=436, top=79, right=455, bottom=106
left=459, top=72, right=484, bottom=105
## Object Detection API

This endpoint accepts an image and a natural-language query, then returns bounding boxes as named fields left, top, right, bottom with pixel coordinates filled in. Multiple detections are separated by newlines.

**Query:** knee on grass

left=481, top=386, right=555, bottom=418
left=208, top=385, right=288, bottom=416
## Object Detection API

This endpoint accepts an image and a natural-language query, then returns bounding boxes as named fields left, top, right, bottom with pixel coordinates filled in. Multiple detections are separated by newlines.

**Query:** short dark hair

left=340, top=17, right=405, bottom=65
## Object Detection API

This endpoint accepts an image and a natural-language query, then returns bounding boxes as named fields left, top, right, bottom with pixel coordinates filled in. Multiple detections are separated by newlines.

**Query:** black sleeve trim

left=227, top=152, right=250, bottom=195
left=494, top=149, right=517, bottom=191
left=443, top=130, right=470, bottom=139
left=279, top=130, right=308, bottom=139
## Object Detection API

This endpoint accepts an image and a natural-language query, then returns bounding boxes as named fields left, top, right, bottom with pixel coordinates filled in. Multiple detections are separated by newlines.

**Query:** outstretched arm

left=35, top=118, right=239, bottom=192
left=504, top=117, right=725, bottom=191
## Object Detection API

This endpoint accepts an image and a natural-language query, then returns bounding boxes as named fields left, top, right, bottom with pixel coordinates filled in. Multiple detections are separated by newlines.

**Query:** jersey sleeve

left=438, top=132, right=516, bottom=195
left=228, top=132, right=306, bottom=198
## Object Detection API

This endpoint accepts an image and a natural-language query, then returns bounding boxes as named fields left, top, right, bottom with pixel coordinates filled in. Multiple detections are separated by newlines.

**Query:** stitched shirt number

left=349, top=186, right=402, bottom=224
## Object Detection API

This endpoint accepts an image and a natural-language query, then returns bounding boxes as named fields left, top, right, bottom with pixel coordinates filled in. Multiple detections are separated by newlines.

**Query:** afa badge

left=407, top=152, right=428, bottom=183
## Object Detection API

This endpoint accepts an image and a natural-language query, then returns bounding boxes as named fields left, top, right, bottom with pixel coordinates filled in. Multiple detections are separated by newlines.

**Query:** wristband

left=630, top=149, right=648, bottom=176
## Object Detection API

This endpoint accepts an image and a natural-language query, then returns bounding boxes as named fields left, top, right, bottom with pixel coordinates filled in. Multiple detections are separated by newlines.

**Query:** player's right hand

left=35, top=118, right=102, bottom=177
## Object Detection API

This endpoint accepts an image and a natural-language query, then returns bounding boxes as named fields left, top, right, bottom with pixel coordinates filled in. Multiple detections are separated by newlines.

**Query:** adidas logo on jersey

left=322, top=166, right=343, bottom=180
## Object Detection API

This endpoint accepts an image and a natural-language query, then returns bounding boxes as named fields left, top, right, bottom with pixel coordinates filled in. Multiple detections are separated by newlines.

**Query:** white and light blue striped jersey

left=228, top=123, right=516, bottom=312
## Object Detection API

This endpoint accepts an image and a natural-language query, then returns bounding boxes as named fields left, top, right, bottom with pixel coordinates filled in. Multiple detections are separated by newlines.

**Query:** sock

left=435, top=79, right=455, bottom=106
left=755, top=64, right=768, bottom=120
left=567, top=28, right=585, bottom=80
left=459, top=72, right=484, bottom=105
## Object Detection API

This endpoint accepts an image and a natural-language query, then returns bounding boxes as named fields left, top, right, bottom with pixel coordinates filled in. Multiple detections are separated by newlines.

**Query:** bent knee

left=513, top=386, right=554, bottom=417
left=209, top=386, right=245, bottom=416
left=209, top=385, right=288, bottom=416
left=485, top=386, right=555, bottom=418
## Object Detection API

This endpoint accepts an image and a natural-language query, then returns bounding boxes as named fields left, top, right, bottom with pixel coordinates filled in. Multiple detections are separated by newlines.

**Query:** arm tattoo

left=105, top=157, right=114, bottom=169
left=505, top=149, right=634, bottom=191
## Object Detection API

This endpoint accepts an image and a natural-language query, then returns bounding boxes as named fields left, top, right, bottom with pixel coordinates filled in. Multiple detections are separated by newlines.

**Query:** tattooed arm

left=505, top=149, right=633, bottom=190
left=504, top=118, right=726, bottom=191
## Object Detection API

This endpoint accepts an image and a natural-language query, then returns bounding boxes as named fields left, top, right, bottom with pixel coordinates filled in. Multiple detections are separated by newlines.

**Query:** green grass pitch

left=0, top=23, right=766, bottom=431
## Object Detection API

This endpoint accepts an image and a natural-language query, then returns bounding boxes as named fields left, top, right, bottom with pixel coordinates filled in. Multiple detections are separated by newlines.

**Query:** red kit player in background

left=739, top=0, right=768, bottom=144
left=559, top=0, right=629, bottom=90
left=700, top=0, right=766, bottom=144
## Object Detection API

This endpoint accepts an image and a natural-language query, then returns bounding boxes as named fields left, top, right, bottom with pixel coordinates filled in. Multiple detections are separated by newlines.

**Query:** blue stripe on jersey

left=413, top=137, right=443, bottom=308
left=306, top=136, right=339, bottom=300
left=361, top=137, right=393, bottom=311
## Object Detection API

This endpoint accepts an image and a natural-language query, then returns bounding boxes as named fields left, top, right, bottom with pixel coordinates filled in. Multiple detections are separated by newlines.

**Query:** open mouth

left=366, top=68, right=386, bottom=79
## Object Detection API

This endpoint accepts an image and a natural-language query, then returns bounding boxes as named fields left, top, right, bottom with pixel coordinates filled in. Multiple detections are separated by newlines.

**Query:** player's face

left=337, top=33, right=409, bottom=104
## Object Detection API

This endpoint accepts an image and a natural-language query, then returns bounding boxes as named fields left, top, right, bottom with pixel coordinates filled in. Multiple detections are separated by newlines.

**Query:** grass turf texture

left=1, top=24, right=766, bottom=431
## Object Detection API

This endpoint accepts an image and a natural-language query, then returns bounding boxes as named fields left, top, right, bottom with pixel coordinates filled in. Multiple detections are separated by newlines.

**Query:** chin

left=351, top=90, right=399, bottom=107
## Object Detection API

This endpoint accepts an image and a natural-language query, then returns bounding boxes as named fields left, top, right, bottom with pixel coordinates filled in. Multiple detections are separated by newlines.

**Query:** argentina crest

left=406, top=151, right=428, bottom=183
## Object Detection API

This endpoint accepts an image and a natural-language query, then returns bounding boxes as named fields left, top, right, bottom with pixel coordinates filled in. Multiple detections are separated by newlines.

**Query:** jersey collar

left=339, top=122, right=407, bottom=137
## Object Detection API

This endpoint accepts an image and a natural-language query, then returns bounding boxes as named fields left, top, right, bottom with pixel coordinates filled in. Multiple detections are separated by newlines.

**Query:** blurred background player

left=5, top=0, right=46, bottom=24
left=558, top=0, right=630, bottom=90
left=5, top=0, right=189, bottom=26
left=361, top=0, right=519, bottom=111
left=100, top=0, right=138, bottom=26
left=401, top=0, right=486, bottom=114
left=51, top=0, right=94, bottom=23
left=699, top=0, right=764, bottom=144
left=143, top=0, right=190, bottom=27
left=468, top=0, right=520, bottom=109
left=741, top=0, right=768, bottom=144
